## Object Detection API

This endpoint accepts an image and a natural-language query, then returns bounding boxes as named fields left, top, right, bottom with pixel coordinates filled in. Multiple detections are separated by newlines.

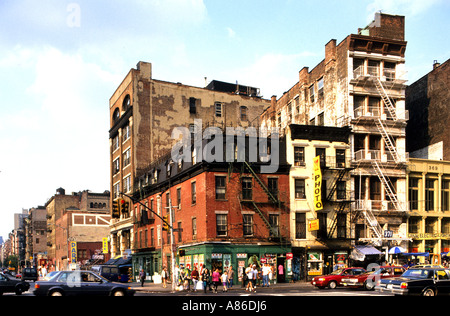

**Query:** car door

left=434, top=270, right=450, bottom=295
left=0, top=274, right=14, bottom=293
left=82, top=272, right=111, bottom=296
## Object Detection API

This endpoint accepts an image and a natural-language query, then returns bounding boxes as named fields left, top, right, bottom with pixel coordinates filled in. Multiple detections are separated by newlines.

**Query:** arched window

left=123, top=95, right=131, bottom=111
left=113, top=108, right=120, bottom=123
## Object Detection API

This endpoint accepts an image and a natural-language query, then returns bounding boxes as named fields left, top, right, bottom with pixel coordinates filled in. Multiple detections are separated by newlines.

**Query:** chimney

left=433, top=60, right=441, bottom=70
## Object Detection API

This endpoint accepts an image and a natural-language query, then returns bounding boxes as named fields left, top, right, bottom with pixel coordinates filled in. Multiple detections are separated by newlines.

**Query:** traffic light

left=121, top=199, right=129, bottom=214
left=162, top=215, right=169, bottom=231
left=112, top=199, right=120, bottom=218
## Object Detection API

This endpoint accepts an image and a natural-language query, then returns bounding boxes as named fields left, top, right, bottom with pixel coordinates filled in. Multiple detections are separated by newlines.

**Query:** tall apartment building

left=260, top=13, right=410, bottom=250
left=24, top=206, right=47, bottom=268
left=406, top=59, right=450, bottom=161
left=109, top=61, right=270, bottom=258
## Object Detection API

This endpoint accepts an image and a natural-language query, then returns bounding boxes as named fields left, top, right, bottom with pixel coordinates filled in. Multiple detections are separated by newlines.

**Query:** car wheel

left=15, top=287, right=23, bottom=295
left=112, top=289, right=125, bottom=296
left=422, top=288, right=436, bottom=296
left=364, top=280, right=375, bottom=291
left=50, top=290, right=64, bottom=297
left=328, top=281, right=337, bottom=289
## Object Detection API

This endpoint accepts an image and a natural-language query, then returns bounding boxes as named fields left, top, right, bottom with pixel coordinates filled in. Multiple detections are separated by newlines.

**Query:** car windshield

left=330, top=269, right=345, bottom=275
left=402, top=269, right=433, bottom=279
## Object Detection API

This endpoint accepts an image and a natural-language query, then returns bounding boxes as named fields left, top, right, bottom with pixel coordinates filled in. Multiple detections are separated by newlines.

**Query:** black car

left=0, top=272, right=30, bottom=295
left=21, top=267, right=38, bottom=282
left=33, top=270, right=135, bottom=296
left=376, top=267, right=450, bottom=296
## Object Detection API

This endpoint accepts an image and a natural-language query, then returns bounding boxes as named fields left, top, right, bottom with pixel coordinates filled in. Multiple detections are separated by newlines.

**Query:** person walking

left=139, top=269, right=146, bottom=287
left=262, top=263, right=270, bottom=287
left=191, top=266, right=199, bottom=292
left=212, top=269, right=221, bottom=293
left=227, top=265, right=234, bottom=288
left=221, top=271, right=228, bottom=292
left=245, top=264, right=254, bottom=292
left=251, top=265, right=258, bottom=292
left=201, top=267, right=211, bottom=293
left=161, top=266, right=168, bottom=288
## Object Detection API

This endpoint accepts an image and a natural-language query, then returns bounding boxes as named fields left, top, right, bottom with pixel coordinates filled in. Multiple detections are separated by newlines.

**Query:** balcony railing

left=353, top=149, right=408, bottom=163
left=353, top=200, right=409, bottom=212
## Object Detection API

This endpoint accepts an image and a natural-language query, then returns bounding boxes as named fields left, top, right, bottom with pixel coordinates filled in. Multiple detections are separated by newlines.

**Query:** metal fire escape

left=352, top=66, right=408, bottom=242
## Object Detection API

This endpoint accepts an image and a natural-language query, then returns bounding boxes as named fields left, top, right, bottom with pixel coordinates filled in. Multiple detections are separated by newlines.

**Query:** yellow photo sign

left=313, top=156, right=323, bottom=211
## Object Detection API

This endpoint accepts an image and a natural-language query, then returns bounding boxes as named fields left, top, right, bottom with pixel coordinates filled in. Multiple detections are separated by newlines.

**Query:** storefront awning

left=350, top=246, right=382, bottom=261
left=401, top=252, right=430, bottom=257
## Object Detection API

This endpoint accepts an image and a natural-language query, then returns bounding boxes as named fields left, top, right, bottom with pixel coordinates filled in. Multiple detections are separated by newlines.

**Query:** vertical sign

left=70, top=242, right=77, bottom=264
left=102, top=237, right=109, bottom=254
left=313, top=156, right=323, bottom=211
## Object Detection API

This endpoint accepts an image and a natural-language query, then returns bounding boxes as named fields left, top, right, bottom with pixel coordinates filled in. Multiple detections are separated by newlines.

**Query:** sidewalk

left=131, top=280, right=311, bottom=293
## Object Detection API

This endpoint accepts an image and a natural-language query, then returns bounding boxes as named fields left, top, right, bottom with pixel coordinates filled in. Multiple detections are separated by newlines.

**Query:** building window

left=112, top=135, right=120, bottom=152
left=177, top=222, right=182, bottom=242
left=336, top=149, right=346, bottom=168
left=113, top=183, right=120, bottom=199
left=177, top=188, right=181, bottom=209
left=215, top=176, right=227, bottom=200
left=191, top=182, right=196, bottom=204
left=442, top=180, right=450, bottom=212
left=408, top=218, right=420, bottom=234
left=316, top=148, right=326, bottom=167
left=294, top=147, right=305, bottom=166
left=122, top=149, right=131, bottom=168
left=113, top=158, right=120, bottom=175
left=337, top=214, right=347, bottom=239
left=426, top=179, right=436, bottom=211
left=240, top=106, right=248, bottom=121
left=295, top=179, right=306, bottom=199
left=409, top=178, right=419, bottom=211
left=122, top=123, right=131, bottom=142
left=336, top=181, right=346, bottom=200
left=123, top=175, right=131, bottom=193
left=192, top=217, right=197, bottom=240
left=268, top=178, right=278, bottom=199
left=243, top=214, right=253, bottom=236
left=215, top=102, right=222, bottom=117
left=295, top=213, right=306, bottom=239
left=241, top=177, right=253, bottom=201
left=318, top=77, right=324, bottom=99
left=189, top=97, right=197, bottom=114
left=151, top=228, right=154, bottom=247
left=216, top=214, right=227, bottom=237
left=317, top=113, right=324, bottom=126
left=309, top=84, right=315, bottom=103
left=269, top=214, right=280, bottom=237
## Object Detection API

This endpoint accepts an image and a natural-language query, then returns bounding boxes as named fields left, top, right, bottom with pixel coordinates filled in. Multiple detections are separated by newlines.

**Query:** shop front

left=177, top=242, right=291, bottom=285
left=306, top=249, right=351, bottom=280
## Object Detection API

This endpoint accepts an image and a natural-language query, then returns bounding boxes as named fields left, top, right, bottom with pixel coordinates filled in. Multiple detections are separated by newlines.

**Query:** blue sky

left=0, top=0, right=449, bottom=239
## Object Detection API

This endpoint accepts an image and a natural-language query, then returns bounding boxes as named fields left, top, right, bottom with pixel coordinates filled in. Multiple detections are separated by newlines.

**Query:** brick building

left=260, top=12, right=410, bottom=250
left=131, top=133, right=291, bottom=283
left=108, top=61, right=271, bottom=259
left=406, top=59, right=450, bottom=160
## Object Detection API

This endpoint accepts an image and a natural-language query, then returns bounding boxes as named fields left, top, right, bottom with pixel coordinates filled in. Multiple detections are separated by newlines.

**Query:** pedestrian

left=191, top=266, right=199, bottom=292
left=139, top=269, right=146, bottom=287
left=221, top=271, right=228, bottom=292
left=212, top=269, right=221, bottom=293
left=183, top=265, right=191, bottom=291
left=262, top=264, right=270, bottom=287
left=251, top=265, right=258, bottom=292
left=161, top=266, right=168, bottom=288
left=245, top=264, right=254, bottom=292
left=201, top=267, right=211, bottom=293
left=227, top=265, right=234, bottom=288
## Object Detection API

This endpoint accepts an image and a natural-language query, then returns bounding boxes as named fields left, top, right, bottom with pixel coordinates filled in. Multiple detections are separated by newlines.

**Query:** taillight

left=34, top=283, right=40, bottom=289
left=401, top=282, right=408, bottom=289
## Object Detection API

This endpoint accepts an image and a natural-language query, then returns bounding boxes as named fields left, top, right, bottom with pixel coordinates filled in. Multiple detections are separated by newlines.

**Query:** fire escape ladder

left=372, top=160, right=401, bottom=212
left=250, top=201, right=278, bottom=238
left=374, top=118, right=401, bottom=164
left=327, top=201, right=349, bottom=239
left=326, top=168, right=347, bottom=201
left=363, top=208, right=384, bottom=241
left=243, top=161, right=278, bottom=204
left=374, top=77, right=397, bottom=121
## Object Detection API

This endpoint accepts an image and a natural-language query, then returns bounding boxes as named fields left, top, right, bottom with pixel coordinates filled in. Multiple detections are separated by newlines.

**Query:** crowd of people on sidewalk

left=138, top=262, right=278, bottom=293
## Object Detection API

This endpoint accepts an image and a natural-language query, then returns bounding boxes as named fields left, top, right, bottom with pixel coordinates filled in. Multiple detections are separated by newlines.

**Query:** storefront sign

left=102, top=237, right=108, bottom=254
left=308, top=219, right=320, bottom=232
left=211, top=253, right=222, bottom=259
left=313, top=156, right=323, bottom=211
left=70, top=242, right=77, bottom=264
left=286, top=253, right=293, bottom=260
left=236, top=253, right=247, bottom=259
left=409, top=233, right=450, bottom=240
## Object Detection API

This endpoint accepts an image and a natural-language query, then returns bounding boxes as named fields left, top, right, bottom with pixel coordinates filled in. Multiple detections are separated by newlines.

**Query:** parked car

left=33, top=270, right=135, bottom=296
left=0, top=272, right=30, bottom=295
left=376, top=267, right=450, bottom=296
left=91, top=265, right=121, bottom=282
left=342, top=266, right=406, bottom=290
left=311, top=267, right=366, bottom=289
left=21, top=267, right=38, bottom=282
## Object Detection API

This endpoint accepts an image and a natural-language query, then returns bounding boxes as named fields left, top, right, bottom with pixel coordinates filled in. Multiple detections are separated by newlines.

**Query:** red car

left=341, top=266, right=405, bottom=290
left=311, top=268, right=366, bottom=289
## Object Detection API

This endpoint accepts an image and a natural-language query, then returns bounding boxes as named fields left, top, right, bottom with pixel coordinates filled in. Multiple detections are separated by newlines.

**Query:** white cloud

left=227, top=27, right=237, bottom=39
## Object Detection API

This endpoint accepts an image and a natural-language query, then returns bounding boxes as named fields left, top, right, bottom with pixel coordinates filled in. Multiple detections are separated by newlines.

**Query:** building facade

left=287, top=124, right=353, bottom=278
left=131, top=134, right=291, bottom=283
left=108, top=61, right=271, bottom=259
left=24, top=206, right=47, bottom=268
left=260, top=12, right=409, bottom=250
left=407, top=158, right=450, bottom=261
left=406, top=59, right=450, bottom=161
